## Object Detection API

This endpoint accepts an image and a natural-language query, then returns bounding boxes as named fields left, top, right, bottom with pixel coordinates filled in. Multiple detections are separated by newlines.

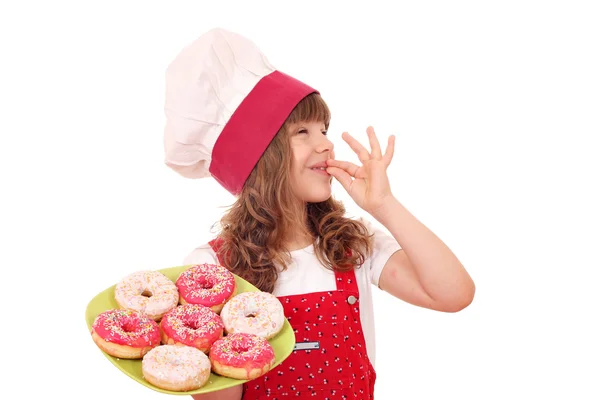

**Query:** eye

left=297, top=128, right=308, bottom=134
left=321, top=130, right=328, bottom=136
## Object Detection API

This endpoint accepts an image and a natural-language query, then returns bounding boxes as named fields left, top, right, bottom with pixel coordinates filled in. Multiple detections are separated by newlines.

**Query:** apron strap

left=333, top=248, right=360, bottom=293
left=333, top=269, right=359, bottom=293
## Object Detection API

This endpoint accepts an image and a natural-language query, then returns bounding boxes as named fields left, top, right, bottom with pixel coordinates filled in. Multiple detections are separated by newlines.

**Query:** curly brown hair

left=213, top=93, right=373, bottom=293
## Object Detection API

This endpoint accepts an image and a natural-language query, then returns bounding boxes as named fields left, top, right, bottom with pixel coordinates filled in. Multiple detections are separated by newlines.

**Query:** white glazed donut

left=142, top=344, right=211, bottom=391
left=220, top=291, right=285, bottom=339
left=115, top=270, right=179, bottom=321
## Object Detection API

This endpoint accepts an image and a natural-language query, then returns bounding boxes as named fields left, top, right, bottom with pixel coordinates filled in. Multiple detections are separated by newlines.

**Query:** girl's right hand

left=191, top=384, right=243, bottom=400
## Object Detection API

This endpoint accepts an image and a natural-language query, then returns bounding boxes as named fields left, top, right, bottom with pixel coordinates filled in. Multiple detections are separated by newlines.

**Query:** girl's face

left=288, top=120, right=334, bottom=203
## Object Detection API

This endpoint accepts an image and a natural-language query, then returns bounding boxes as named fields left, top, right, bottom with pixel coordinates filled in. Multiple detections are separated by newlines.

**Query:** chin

left=303, top=189, right=332, bottom=203
left=292, top=178, right=333, bottom=203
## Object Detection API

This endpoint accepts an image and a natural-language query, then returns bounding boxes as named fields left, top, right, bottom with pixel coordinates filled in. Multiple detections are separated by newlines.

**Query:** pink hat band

left=210, top=70, right=317, bottom=195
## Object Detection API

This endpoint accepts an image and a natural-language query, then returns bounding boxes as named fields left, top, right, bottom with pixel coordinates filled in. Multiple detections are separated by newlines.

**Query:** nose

left=315, top=134, right=334, bottom=155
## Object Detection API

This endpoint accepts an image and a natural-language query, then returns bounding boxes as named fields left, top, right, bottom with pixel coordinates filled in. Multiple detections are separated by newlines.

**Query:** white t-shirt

left=182, top=218, right=401, bottom=367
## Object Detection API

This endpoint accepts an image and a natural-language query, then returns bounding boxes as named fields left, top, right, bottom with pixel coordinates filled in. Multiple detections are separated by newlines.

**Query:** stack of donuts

left=90, top=263, right=286, bottom=392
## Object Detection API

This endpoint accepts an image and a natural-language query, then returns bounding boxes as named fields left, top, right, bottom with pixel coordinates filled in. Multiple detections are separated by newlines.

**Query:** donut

left=160, top=303, right=225, bottom=353
left=91, top=309, right=160, bottom=359
left=142, top=344, right=211, bottom=391
left=160, top=304, right=224, bottom=353
left=115, top=270, right=179, bottom=321
left=209, top=333, right=275, bottom=380
left=176, top=263, right=237, bottom=313
left=220, top=291, right=285, bottom=339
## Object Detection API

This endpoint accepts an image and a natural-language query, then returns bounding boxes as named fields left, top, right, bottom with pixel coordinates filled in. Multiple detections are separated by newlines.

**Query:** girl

left=164, top=28, right=475, bottom=400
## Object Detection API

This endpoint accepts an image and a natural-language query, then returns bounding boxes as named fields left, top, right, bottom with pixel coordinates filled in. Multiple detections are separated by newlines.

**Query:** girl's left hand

left=326, top=126, right=396, bottom=215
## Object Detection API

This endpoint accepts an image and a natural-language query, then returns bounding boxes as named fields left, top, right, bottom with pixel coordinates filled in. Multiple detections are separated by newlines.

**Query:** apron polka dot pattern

left=209, top=239, right=376, bottom=399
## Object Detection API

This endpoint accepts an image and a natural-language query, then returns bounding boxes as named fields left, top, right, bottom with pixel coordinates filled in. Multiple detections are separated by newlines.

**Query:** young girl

left=164, top=28, right=475, bottom=400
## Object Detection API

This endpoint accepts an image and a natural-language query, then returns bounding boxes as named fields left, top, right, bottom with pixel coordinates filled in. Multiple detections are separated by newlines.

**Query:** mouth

left=309, top=166, right=330, bottom=176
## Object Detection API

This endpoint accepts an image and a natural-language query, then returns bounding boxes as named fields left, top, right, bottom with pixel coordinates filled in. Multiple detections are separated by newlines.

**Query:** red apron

left=209, top=239, right=376, bottom=399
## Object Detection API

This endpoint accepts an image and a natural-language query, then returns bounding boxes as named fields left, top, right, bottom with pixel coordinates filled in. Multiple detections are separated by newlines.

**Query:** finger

left=326, top=159, right=361, bottom=178
left=383, top=135, right=395, bottom=166
left=367, top=126, right=382, bottom=159
left=342, top=132, right=370, bottom=162
left=326, top=166, right=354, bottom=192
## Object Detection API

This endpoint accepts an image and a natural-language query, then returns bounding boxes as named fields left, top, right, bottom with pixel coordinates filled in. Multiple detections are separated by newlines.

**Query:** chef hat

left=163, top=28, right=318, bottom=195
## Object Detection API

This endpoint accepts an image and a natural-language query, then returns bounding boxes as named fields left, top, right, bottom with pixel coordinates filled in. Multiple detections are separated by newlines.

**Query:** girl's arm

left=325, top=127, right=475, bottom=312
left=373, top=197, right=475, bottom=313
left=192, top=385, right=243, bottom=400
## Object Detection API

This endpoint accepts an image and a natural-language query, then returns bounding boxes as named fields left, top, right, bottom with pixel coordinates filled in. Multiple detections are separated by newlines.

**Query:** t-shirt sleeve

left=182, top=243, right=219, bottom=266
left=359, top=217, right=402, bottom=287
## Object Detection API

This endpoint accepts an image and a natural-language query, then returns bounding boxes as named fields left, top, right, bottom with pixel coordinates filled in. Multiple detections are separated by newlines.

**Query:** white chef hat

left=163, top=27, right=318, bottom=195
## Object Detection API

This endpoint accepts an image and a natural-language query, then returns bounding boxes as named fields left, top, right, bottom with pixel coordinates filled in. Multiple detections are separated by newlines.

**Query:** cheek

left=289, top=160, right=305, bottom=189
left=291, top=150, right=307, bottom=172
left=291, top=158, right=303, bottom=176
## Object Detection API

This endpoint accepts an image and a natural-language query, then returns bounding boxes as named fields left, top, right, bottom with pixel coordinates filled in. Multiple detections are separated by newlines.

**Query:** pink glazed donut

left=176, top=263, right=237, bottom=313
left=160, top=304, right=224, bottom=353
left=91, top=309, right=161, bottom=359
left=209, top=333, right=275, bottom=380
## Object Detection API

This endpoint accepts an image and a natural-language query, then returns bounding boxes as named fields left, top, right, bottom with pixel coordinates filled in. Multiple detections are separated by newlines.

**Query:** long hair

left=215, top=93, right=373, bottom=293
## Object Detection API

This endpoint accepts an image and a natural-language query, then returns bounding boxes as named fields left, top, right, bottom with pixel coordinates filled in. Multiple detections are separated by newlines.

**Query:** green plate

left=85, top=265, right=294, bottom=395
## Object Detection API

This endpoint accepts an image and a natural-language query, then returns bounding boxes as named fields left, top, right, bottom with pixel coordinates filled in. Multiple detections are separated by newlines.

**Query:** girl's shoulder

left=182, top=242, right=219, bottom=266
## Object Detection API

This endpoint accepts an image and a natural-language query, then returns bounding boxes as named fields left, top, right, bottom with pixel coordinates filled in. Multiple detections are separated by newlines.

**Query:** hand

left=326, top=126, right=396, bottom=215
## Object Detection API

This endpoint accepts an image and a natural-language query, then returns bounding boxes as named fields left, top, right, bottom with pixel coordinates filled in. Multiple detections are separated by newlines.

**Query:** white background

left=1, top=1, right=599, bottom=399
